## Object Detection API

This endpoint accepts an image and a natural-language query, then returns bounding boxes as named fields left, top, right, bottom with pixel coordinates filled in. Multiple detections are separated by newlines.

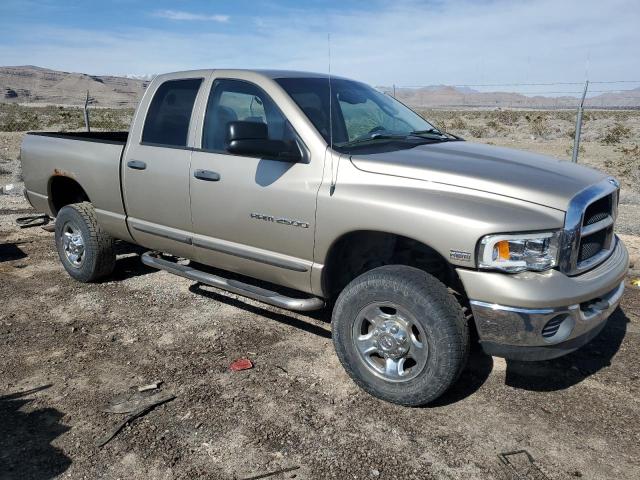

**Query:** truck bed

left=21, top=129, right=132, bottom=241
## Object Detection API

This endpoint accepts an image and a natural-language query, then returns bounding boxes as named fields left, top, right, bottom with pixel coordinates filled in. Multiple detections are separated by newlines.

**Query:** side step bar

left=141, top=251, right=325, bottom=312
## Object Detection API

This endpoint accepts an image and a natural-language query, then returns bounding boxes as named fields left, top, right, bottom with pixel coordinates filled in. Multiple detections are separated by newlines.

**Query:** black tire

left=54, top=202, right=115, bottom=282
left=332, top=265, right=469, bottom=406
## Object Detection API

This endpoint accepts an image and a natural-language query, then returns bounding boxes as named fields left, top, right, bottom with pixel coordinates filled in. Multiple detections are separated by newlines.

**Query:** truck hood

left=350, top=141, right=608, bottom=211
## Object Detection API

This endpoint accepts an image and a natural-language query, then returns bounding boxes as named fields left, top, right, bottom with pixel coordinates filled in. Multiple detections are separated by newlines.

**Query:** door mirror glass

left=226, top=121, right=302, bottom=162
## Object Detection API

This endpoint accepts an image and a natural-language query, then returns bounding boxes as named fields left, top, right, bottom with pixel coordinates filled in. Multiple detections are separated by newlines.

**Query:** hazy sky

left=1, top=0, right=639, bottom=88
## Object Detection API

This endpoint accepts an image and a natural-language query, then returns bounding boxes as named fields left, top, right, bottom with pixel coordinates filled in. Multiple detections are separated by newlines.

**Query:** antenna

left=328, top=33, right=338, bottom=195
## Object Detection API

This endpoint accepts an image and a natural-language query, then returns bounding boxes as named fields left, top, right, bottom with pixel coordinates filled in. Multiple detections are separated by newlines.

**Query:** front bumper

left=459, top=237, right=628, bottom=361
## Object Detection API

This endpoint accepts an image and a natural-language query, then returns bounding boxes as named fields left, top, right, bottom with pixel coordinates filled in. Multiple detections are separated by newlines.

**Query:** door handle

left=127, top=160, right=147, bottom=170
left=194, top=169, right=221, bottom=182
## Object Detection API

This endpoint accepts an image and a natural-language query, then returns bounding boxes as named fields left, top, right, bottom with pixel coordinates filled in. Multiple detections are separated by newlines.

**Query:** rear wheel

left=332, top=265, right=469, bottom=406
left=55, top=202, right=115, bottom=282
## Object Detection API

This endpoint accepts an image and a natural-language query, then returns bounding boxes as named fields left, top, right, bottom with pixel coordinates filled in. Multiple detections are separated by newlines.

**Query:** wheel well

left=49, top=176, right=90, bottom=215
left=322, top=231, right=460, bottom=299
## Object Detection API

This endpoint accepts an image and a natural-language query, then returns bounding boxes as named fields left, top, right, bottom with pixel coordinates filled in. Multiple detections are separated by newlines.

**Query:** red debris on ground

left=229, top=358, right=253, bottom=371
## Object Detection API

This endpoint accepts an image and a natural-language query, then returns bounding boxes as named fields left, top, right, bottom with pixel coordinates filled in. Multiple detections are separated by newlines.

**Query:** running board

left=141, top=252, right=325, bottom=312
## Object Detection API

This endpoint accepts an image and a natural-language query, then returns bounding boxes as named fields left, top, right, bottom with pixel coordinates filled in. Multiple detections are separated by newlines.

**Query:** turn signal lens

left=496, top=240, right=510, bottom=260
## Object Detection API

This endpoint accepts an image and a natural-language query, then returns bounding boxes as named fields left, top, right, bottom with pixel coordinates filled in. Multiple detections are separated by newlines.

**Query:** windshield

left=275, top=77, right=441, bottom=151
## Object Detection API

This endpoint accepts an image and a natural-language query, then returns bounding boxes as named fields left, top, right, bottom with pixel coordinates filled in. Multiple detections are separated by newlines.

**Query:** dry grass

left=600, top=122, right=632, bottom=145
left=0, top=103, right=134, bottom=132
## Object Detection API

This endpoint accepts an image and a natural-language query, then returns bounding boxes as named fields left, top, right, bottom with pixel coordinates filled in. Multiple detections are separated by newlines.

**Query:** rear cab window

left=142, top=78, right=203, bottom=147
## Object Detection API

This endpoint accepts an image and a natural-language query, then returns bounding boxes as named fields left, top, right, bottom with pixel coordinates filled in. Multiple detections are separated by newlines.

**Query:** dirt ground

left=1, top=111, right=640, bottom=480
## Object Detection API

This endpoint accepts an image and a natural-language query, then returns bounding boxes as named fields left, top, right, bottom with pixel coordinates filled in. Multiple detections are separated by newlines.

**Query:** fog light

left=541, top=314, right=574, bottom=343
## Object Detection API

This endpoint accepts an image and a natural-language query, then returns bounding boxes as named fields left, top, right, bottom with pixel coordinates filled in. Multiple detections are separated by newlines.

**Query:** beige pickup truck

left=21, top=69, right=628, bottom=406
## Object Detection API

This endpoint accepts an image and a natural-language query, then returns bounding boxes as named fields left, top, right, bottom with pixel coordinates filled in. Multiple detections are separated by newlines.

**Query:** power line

left=396, top=80, right=640, bottom=88
left=391, top=89, right=638, bottom=96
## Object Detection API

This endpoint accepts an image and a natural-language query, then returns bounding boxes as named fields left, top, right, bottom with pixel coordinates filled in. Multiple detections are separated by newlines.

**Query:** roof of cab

left=154, top=68, right=350, bottom=81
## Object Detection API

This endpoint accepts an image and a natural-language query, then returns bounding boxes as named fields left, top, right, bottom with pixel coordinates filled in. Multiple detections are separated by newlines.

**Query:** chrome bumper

left=470, top=281, right=624, bottom=361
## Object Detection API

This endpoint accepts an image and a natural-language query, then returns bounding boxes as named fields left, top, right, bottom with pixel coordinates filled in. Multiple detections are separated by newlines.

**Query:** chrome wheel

left=61, top=222, right=85, bottom=267
left=352, top=302, right=429, bottom=382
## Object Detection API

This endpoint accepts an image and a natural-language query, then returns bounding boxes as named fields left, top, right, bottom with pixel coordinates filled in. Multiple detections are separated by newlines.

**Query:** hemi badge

left=450, top=250, right=471, bottom=262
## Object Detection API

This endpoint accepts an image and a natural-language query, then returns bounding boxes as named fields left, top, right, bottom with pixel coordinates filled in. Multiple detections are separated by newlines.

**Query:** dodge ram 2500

left=21, top=69, right=628, bottom=406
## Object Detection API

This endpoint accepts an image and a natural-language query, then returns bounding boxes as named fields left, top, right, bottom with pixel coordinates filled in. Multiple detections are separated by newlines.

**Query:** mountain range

left=2, top=65, right=638, bottom=109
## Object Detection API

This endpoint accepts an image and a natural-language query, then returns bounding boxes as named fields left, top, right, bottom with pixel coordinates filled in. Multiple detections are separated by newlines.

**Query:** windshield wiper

left=339, top=129, right=458, bottom=149
left=339, top=133, right=408, bottom=148
left=411, top=128, right=442, bottom=135
left=410, top=129, right=460, bottom=140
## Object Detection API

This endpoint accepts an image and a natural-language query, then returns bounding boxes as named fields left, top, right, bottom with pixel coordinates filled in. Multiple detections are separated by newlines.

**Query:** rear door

left=122, top=75, right=206, bottom=258
left=189, top=77, right=323, bottom=291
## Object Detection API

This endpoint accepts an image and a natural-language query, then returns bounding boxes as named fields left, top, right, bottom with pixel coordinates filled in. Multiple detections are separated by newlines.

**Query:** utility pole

left=572, top=80, right=589, bottom=163
left=84, top=90, right=91, bottom=132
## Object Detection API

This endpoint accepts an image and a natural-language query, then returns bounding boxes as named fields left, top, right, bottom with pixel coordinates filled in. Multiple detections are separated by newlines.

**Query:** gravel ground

left=1, top=193, right=639, bottom=480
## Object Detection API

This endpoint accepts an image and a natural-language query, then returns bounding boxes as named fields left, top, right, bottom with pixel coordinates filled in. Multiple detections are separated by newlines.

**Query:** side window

left=142, top=78, right=202, bottom=147
left=202, top=79, right=298, bottom=155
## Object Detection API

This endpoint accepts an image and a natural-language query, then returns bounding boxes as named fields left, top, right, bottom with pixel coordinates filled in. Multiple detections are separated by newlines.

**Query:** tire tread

left=332, top=265, right=469, bottom=406
left=55, top=202, right=115, bottom=282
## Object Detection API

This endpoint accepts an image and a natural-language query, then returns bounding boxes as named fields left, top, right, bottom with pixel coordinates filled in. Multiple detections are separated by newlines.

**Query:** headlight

left=478, top=231, right=560, bottom=273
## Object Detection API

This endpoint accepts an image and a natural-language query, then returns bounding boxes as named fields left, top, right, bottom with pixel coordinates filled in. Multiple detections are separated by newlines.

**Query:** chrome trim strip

left=192, top=237, right=309, bottom=272
left=131, top=223, right=192, bottom=244
left=141, top=252, right=324, bottom=311
left=469, top=300, right=557, bottom=315
left=27, top=190, right=48, bottom=201
left=581, top=216, right=613, bottom=237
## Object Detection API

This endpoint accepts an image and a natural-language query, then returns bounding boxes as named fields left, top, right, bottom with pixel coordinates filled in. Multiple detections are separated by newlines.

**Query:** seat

left=204, top=106, right=238, bottom=150
left=302, top=106, right=329, bottom=139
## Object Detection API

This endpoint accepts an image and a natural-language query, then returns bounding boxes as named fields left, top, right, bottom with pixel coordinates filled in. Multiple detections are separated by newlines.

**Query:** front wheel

left=54, top=202, right=115, bottom=282
left=332, top=265, right=469, bottom=406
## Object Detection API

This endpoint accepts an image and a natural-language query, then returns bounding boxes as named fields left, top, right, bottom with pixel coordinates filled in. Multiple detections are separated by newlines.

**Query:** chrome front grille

left=559, top=178, right=619, bottom=276
left=583, top=194, right=613, bottom=225
left=578, top=225, right=612, bottom=262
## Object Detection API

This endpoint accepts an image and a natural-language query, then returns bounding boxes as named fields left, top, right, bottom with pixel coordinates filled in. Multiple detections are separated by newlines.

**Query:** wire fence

left=0, top=82, right=638, bottom=194
left=0, top=103, right=134, bottom=133
left=386, top=80, right=640, bottom=110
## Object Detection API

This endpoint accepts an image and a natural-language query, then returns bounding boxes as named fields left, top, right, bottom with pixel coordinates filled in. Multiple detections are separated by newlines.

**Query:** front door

left=189, top=78, right=322, bottom=291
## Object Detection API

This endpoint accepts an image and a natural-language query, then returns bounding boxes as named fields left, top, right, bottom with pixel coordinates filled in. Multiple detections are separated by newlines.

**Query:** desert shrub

left=496, top=109, right=518, bottom=126
left=617, top=144, right=640, bottom=186
left=613, top=111, right=630, bottom=122
left=600, top=123, right=631, bottom=145
left=430, top=117, right=448, bottom=132
left=90, top=109, right=133, bottom=131
left=55, top=109, right=85, bottom=131
left=554, top=110, right=574, bottom=122
left=0, top=104, right=134, bottom=133
left=486, top=119, right=502, bottom=132
left=565, top=144, right=585, bottom=157
left=468, top=126, right=486, bottom=138
left=449, top=116, right=466, bottom=130
left=529, top=115, right=549, bottom=138
left=0, top=104, right=41, bottom=131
